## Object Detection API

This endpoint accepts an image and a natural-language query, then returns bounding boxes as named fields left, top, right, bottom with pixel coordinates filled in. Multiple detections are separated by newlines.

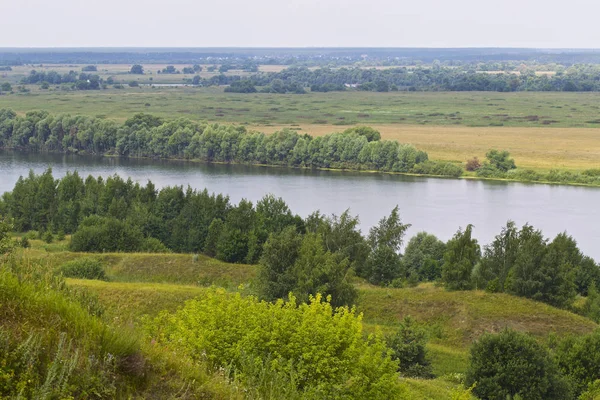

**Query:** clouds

left=1, top=0, right=598, bottom=48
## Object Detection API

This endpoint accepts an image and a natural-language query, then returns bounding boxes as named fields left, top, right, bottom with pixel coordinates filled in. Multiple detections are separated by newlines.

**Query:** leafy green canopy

left=466, top=329, right=571, bottom=400
left=146, top=289, right=406, bottom=399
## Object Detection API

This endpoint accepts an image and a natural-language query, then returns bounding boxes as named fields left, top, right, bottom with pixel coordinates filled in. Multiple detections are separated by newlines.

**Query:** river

left=1, top=150, right=599, bottom=259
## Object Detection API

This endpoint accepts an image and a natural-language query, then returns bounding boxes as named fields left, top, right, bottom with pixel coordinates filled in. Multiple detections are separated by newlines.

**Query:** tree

left=442, top=225, right=480, bottom=290
left=1, top=82, right=12, bottom=92
left=403, top=232, right=446, bottom=281
left=486, top=149, right=516, bottom=172
left=258, top=226, right=302, bottom=301
left=466, top=329, right=571, bottom=400
left=556, top=330, right=600, bottom=396
left=292, top=233, right=357, bottom=307
left=130, top=65, right=144, bottom=74
left=478, top=221, right=520, bottom=292
left=387, top=316, right=433, bottom=378
left=343, top=126, right=381, bottom=142
left=509, top=226, right=576, bottom=308
left=364, top=206, right=410, bottom=285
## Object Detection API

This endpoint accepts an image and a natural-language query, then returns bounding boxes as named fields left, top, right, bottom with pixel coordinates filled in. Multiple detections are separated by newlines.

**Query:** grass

left=67, top=279, right=208, bottom=326
left=3, top=88, right=600, bottom=128
left=20, top=241, right=257, bottom=289
left=0, top=255, right=240, bottom=398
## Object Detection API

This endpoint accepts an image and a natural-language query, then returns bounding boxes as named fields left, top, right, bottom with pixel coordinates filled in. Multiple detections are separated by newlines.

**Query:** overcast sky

left=2, top=0, right=599, bottom=48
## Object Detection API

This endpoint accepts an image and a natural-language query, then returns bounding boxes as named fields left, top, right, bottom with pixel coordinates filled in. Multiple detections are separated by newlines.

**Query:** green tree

left=478, top=221, right=520, bottom=292
left=403, top=232, right=446, bottom=281
left=258, top=226, right=302, bottom=301
left=364, top=206, right=410, bottom=285
left=1, top=82, right=12, bottom=92
left=466, top=329, right=571, bottom=400
left=486, top=149, right=516, bottom=172
left=130, top=65, right=144, bottom=74
left=556, top=331, right=600, bottom=397
left=387, top=316, right=433, bottom=378
left=442, top=225, right=480, bottom=290
left=509, top=226, right=576, bottom=308
left=343, top=126, right=381, bottom=142
left=292, top=233, right=357, bottom=307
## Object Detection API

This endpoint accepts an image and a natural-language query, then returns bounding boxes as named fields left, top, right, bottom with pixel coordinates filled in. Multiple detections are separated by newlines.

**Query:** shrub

left=556, top=331, right=600, bottom=396
left=507, top=168, right=543, bottom=182
left=387, top=316, right=433, bottom=378
left=19, top=236, right=30, bottom=248
left=43, top=231, right=54, bottom=243
left=486, top=149, right=516, bottom=172
left=476, top=163, right=506, bottom=178
left=140, top=237, right=170, bottom=253
left=465, top=157, right=481, bottom=171
left=70, top=216, right=145, bottom=253
left=59, top=258, right=107, bottom=280
left=146, top=290, right=405, bottom=399
left=56, top=230, right=66, bottom=241
left=411, top=161, right=463, bottom=178
left=466, top=329, right=571, bottom=400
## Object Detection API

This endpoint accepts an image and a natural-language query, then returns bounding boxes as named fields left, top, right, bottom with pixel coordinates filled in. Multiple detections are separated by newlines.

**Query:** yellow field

left=260, top=124, right=600, bottom=171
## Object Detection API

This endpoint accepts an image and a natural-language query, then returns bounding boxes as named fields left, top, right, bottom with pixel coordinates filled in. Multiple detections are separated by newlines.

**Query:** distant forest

left=3, top=47, right=600, bottom=65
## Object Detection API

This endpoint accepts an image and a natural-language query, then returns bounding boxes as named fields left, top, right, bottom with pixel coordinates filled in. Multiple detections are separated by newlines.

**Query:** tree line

left=0, top=110, right=464, bottom=177
left=2, top=170, right=598, bottom=313
left=223, top=65, right=600, bottom=92
left=20, top=70, right=102, bottom=90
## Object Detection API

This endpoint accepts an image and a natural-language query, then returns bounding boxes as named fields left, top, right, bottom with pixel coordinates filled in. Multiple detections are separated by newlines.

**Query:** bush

left=70, top=216, right=145, bottom=253
left=556, top=331, right=600, bottom=396
left=58, top=258, right=107, bottom=280
left=465, top=157, right=481, bottom=171
left=486, top=149, right=516, bottom=172
left=466, top=329, right=571, bottom=400
left=19, top=236, right=30, bottom=248
left=411, top=160, right=463, bottom=177
left=475, top=162, right=506, bottom=178
left=56, top=230, right=66, bottom=241
left=43, top=231, right=54, bottom=243
left=146, top=290, right=405, bottom=399
left=387, top=316, right=433, bottom=378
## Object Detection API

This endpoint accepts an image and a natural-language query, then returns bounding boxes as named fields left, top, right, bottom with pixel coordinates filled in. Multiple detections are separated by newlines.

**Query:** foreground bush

left=466, top=329, right=571, bottom=400
left=146, top=290, right=406, bottom=399
left=59, top=257, right=108, bottom=280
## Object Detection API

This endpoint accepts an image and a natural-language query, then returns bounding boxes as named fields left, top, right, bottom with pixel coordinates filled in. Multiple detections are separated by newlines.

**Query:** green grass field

left=3, top=88, right=600, bottom=128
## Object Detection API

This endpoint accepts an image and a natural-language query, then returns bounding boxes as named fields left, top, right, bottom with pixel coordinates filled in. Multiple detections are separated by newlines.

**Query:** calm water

left=1, top=150, right=599, bottom=259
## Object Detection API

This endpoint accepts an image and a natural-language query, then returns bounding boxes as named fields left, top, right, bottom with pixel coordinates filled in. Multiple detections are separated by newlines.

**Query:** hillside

left=12, top=237, right=598, bottom=398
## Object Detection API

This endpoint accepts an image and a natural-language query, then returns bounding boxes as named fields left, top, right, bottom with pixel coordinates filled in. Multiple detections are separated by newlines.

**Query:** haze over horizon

left=3, top=0, right=600, bottom=49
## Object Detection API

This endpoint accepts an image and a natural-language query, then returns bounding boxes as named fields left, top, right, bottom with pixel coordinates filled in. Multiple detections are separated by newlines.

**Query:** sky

left=2, top=0, right=600, bottom=48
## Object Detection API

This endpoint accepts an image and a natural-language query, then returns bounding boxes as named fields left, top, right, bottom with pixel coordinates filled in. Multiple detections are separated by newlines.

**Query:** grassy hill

left=13, top=238, right=598, bottom=398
